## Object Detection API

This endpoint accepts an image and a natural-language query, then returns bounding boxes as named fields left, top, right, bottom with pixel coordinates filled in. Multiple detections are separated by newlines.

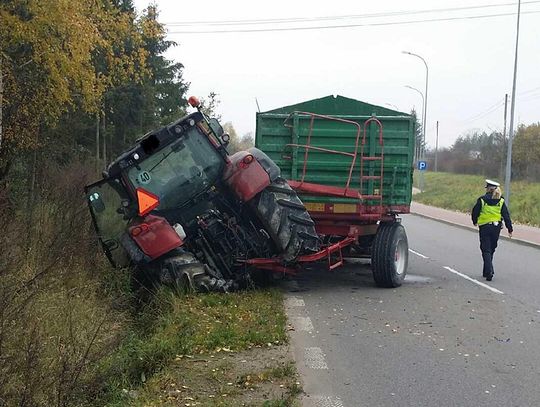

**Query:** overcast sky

left=134, top=0, right=539, bottom=148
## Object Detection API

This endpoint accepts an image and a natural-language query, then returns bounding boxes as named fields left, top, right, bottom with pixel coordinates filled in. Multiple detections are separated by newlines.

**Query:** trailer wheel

left=371, top=222, right=408, bottom=288
left=253, top=177, right=320, bottom=262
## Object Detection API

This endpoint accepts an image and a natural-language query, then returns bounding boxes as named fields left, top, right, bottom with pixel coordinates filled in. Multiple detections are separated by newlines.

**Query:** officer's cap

left=485, top=179, right=500, bottom=188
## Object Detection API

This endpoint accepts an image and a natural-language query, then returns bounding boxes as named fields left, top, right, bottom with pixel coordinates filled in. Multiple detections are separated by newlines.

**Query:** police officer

left=471, top=179, right=513, bottom=281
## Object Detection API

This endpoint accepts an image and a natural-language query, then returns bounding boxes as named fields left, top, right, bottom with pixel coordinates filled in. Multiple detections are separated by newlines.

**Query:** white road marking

left=443, top=266, right=504, bottom=295
left=305, top=347, right=328, bottom=369
left=409, top=249, right=429, bottom=259
left=405, top=274, right=431, bottom=283
left=284, top=296, right=305, bottom=307
left=291, top=316, right=314, bottom=332
left=310, top=395, right=345, bottom=407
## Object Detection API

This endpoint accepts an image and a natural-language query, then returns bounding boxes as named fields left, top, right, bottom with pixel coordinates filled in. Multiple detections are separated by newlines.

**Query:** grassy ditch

left=0, top=160, right=300, bottom=407
left=99, top=288, right=301, bottom=407
left=413, top=171, right=540, bottom=226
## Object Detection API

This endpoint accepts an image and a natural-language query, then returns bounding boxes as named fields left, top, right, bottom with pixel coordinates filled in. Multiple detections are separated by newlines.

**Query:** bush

left=0, top=160, right=130, bottom=407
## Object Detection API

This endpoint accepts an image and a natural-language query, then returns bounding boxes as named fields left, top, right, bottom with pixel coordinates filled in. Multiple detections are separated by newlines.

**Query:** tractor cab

left=85, top=111, right=229, bottom=267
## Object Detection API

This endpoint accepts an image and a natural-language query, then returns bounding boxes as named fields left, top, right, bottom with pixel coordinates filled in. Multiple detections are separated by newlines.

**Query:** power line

left=519, top=92, right=540, bottom=101
left=164, top=1, right=540, bottom=26
left=462, top=99, right=505, bottom=123
left=517, top=85, right=540, bottom=95
left=461, top=89, right=540, bottom=125
left=166, top=10, right=540, bottom=34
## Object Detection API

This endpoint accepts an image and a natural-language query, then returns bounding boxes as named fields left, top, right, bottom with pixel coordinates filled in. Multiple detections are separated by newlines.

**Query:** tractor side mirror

left=88, top=192, right=105, bottom=213
left=208, top=118, right=224, bottom=138
left=220, top=133, right=230, bottom=147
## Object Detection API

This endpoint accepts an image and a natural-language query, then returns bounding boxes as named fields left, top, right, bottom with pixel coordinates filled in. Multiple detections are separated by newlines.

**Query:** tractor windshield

left=127, top=127, right=223, bottom=210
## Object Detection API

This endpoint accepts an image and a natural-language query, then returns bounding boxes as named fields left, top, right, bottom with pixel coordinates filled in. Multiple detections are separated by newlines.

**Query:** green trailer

left=254, top=95, right=415, bottom=287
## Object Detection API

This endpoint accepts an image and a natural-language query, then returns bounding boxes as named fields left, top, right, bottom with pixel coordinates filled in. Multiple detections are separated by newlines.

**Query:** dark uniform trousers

left=479, top=223, right=501, bottom=277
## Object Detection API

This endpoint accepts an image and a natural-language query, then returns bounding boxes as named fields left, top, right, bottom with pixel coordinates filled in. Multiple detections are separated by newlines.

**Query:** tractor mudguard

left=223, top=150, right=272, bottom=202
left=248, top=148, right=281, bottom=182
left=128, top=214, right=183, bottom=260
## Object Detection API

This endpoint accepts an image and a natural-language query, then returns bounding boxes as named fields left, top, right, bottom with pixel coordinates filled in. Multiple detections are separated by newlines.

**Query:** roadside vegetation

left=413, top=171, right=540, bottom=226
left=0, top=164, right=298, bottom=406
left=112, top=290, right=301, bottom=407
left=0, top=2, right=275, bottom=406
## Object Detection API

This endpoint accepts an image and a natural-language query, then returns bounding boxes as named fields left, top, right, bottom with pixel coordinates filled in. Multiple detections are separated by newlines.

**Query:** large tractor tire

left=371, top=222, right=408, bottom=288
left=252, top=177, right=320, bottom=262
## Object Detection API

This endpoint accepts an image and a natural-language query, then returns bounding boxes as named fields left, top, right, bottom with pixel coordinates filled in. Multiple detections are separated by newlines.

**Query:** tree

left=238, top=132, right=255, bottom=152
left=0, top=0, right=149, bottom=179
left=513, top=123, right=540, bottom=180
left=411, top=109, right=423, bottom=161
left=222, top=123, right=254, bottom=153
left=136, top=4, right=189, bottom=128
left=427, top=130, right=506, bottom=176
left=1, top=0, right=101, bottom=170
left=199, top=92, right=221, bottom=120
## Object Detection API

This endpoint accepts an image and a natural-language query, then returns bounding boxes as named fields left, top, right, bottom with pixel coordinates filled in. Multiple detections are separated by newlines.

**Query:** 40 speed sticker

left=138, top=171, right=151, bottom=184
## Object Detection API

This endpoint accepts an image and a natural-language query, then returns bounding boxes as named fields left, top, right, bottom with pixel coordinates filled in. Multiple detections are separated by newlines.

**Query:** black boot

left=481, top=251, right=494, bottom=280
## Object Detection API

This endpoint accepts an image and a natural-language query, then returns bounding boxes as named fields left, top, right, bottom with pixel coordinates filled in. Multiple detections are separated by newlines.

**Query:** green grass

left=413, top=171, right=540, bottom=226
left=96, top=287, right=290, bottom=405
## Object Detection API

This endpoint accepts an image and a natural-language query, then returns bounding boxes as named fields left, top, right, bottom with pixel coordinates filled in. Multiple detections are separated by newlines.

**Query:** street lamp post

left=403, top=51, right=429, bottom=160
left=404, top=85, right=425, bottom=162
left=504, top=0, right=521, bottom=207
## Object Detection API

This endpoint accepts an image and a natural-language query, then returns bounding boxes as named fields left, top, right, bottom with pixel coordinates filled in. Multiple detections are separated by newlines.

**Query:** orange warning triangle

left=136, top=188, right=160, bottom=216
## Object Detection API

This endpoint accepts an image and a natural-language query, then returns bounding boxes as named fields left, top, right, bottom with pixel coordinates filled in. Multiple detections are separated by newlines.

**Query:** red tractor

left=86, top=97, right=319, bottom=292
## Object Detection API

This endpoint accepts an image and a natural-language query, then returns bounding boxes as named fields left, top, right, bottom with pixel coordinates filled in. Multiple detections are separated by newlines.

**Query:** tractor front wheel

left=371, top=222, right=408, bottom=288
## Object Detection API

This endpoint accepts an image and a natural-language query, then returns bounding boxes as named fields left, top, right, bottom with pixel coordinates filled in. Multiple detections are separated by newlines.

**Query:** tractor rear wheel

left=252, top=177, right=319, bottom=262
left=371, top=222, right=408, bottom=287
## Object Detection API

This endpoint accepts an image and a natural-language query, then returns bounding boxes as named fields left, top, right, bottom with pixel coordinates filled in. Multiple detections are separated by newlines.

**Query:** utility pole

left=403, top=51, right=429, bottom=192
left=404, top=85, right=424, bottom=163
left=501, top=94, right=508, bottom=179
left=403, top=51, right=429, bottom=159
left=435, top=121, right=439, bottom=172
left=503, top=93, right=508, bottom=139
left=504, top=0, right=521, bottom=206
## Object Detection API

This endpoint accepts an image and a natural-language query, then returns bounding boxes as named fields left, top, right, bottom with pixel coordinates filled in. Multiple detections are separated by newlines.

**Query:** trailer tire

left=371, top=222, right=408, bottom=288
left=253, top=177, right=319, bottom=262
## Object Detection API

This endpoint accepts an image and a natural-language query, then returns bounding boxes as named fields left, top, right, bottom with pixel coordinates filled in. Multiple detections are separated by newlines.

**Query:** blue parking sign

left=418, top=160, right=427, bottom=171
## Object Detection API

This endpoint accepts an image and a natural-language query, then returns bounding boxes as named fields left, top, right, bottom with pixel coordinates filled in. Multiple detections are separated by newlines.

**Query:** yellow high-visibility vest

left=477, top=198, right=503, bottom=226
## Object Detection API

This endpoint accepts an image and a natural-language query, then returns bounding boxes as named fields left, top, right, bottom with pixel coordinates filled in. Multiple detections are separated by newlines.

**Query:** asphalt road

left=285, top=214, right=540, bottom=407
